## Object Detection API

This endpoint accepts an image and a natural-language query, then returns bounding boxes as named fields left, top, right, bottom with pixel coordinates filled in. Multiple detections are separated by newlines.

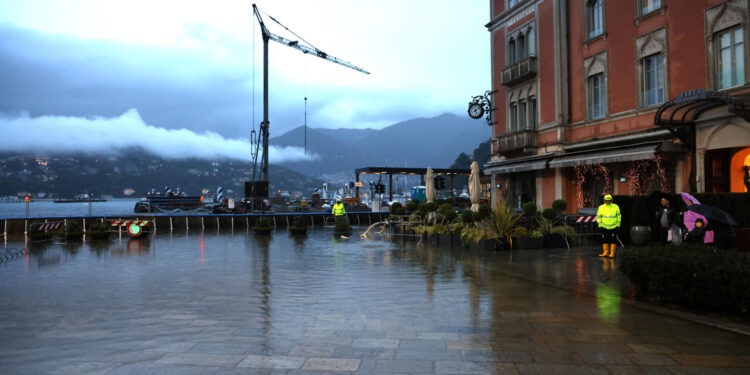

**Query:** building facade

left=484, top=0, right=750, bottom=213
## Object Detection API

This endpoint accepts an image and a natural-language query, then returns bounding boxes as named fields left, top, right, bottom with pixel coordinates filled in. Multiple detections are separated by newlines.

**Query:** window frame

left=715, top=25, right=746, bottom=90
left=635, top=0, right=664, bottom=22
left=634, top=28, right=669, bottom=109
left=583, top=51, right=609, bottom=121
left=641, top=53, right=665, bottom=107
left=585, top=0, right=605, bottom=42
left=587, top=73, right=606, bottom=120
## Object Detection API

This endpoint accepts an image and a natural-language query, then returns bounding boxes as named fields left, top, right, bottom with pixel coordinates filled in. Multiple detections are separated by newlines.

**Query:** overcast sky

left=0, top=0, right=490, bottom=161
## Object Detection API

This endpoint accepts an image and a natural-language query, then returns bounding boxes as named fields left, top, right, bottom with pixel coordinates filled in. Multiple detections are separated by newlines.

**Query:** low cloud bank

left=0, top=109, right=314, bottom=163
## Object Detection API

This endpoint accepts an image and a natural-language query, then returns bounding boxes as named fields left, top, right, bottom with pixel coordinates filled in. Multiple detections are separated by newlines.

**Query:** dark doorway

left=705, top=149, right=730, bottom=192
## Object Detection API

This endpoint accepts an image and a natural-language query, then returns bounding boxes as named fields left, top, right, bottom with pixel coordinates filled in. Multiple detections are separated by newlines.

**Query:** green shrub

left=486, top=203, right=521, bottom=249
left=392, top=206, right=405, bottom=216
left=88, top=221, right=108, bottom=232
left=460, top=210, right=474, bottom=224
left=477, top=204, right=492, bottom=221
left=334, top=216, right=350, bottom=233
left=529, top=230, right=543, bottom=239
left=411, top=198, right=420, bottom=206
left=512, top=226, right=529, bottom=237
left=619, top=244, right=750, bottom=317
left=254, top=217, right=273, bottom=229
left=391, top=202, right=403, bottom=210
left=522, top=201, right=538, bottom=216
left=406, top=201, right=418, bottom=212
left=542, top=208, right=557, bottom=220
left=292, top=215, right=308, bottom=228
left=552, top=199, right=568, bottom=213
left=440, top=204, right=456, bottom=223
left=550, top=224, right=577, bottom=244
left=425, top=201, right=439, bottom=212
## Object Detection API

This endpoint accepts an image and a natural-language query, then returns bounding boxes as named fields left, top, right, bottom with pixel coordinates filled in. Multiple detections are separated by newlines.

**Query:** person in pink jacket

left=680, top=192, right=714, bottom=244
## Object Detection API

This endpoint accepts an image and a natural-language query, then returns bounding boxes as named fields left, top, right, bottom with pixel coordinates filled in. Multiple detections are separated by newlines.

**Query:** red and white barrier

left=575, top=215, right=597, bottom=223
left=110, top=220, right=150, bottom=227
left=35, top=223, right=62, bottom=231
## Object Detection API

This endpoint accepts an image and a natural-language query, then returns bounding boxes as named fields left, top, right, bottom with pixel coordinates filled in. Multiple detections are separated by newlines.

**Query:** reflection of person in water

left=744, top=165, right=750, bottom=192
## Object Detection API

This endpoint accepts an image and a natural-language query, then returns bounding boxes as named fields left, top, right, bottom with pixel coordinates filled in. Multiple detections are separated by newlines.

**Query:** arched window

left=509, top=38, right=516, bottom=64
left=518, top=33, right=526, bottom=59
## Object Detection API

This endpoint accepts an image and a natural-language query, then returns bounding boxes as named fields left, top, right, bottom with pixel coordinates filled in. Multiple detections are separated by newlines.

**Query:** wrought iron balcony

left=495, top=129, right=537, bottom=154
left=501, top=56, right=537, bottom=86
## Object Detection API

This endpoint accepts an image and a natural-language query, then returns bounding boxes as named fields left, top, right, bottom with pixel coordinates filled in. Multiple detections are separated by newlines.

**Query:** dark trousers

left=600, top=228, right=618, bottom=244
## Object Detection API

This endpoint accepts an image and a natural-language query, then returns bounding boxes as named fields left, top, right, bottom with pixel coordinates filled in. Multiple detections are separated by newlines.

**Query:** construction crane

left=247, top=4, right=369, bottom=210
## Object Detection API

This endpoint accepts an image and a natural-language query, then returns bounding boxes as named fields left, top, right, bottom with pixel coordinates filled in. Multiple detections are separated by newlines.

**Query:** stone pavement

left=0, top=230, right=749, bottom=374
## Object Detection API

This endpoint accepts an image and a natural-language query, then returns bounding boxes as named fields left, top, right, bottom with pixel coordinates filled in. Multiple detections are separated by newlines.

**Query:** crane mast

left=247, top=4, right=369, bottom=210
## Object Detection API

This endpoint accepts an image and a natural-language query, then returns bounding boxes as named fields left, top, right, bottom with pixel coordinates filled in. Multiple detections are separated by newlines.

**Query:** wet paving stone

left=2, top=231, right=750, bottom=374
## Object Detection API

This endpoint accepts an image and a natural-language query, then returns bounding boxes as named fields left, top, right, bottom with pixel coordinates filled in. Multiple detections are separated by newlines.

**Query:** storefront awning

left=484, top=157, right=550, bottom=174
left=548, top=144, right=659, bottom=168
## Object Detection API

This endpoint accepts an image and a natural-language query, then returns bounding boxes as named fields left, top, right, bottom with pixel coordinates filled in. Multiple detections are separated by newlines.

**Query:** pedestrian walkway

left=1, top=231, right=749, bottom=374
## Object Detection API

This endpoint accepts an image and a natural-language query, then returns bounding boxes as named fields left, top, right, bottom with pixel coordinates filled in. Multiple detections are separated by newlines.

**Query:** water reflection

left=596, top=283, right=621, bottom=323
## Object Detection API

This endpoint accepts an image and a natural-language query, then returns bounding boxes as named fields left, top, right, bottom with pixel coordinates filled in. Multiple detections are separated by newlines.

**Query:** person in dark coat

left=655, top=197, right=677, bottom=244
left=684, top=218, right=707, bottom=244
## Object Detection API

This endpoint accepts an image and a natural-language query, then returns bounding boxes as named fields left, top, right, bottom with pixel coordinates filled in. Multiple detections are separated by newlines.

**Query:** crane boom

left=247, top=4, right=369, bottom=211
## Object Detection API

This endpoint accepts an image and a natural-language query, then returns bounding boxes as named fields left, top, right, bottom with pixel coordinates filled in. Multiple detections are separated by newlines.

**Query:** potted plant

left=391, top=202, right=405, bottom=216
left=289, top=215, right=308, bottom=235
left=87, top=221, right=111, bottom=240
left=512, top=227, right=544, bottom=249
left=486, top=203, right=521, bottom=250
left=60, top=220, right=83, bottom=240
left=551, top=224, right=576, bottom=246
left=253, top=217, right=273, bottom=235
left=629, top=197, right=651, bottom=246
left=552, top=199, right=568, bottom=216
left=522, top=201, right=538, bottom=229
left=28, top=221, right=53, bottom=241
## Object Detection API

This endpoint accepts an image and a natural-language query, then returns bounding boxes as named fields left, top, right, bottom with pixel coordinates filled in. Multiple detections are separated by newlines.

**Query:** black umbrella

left=687, top=204, right=737, bottom=226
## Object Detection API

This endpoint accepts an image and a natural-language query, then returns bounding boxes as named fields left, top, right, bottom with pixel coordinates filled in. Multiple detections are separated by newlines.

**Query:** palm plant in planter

left=289, top=215, right=308, bottom=235
left=253, top=217, right=273, bottom=235
left=87, top=221, right=111, bottom=240
left=486, top=203, right=521, bottom=250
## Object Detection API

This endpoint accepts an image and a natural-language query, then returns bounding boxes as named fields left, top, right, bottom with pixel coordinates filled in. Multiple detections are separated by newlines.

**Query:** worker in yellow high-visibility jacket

left=596, top=194, right=621, bottom=258
left=332, top=198, right=346, bottom=217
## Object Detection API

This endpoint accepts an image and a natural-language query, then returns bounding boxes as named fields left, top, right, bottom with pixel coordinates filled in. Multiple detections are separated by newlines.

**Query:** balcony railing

left=501, top=56, right=537, bottom=86
left=495, top=129, right=537, bottom=154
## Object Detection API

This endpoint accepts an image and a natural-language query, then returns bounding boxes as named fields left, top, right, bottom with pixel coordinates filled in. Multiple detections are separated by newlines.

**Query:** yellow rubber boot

left=599, top=243, right=609, bottom=257
left=608, top=244, right=616, bottom=258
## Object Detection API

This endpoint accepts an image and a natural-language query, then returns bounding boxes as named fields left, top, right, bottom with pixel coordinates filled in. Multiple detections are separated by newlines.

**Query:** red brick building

left=483, top=0, right=750, bottom=212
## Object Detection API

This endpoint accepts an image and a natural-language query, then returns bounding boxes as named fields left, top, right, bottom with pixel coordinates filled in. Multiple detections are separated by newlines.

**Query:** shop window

left=716, top=26, right=745, bottom=90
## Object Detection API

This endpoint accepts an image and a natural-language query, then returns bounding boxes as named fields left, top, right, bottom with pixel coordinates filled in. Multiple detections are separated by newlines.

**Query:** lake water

left=0, top=199, right=140, bottom=218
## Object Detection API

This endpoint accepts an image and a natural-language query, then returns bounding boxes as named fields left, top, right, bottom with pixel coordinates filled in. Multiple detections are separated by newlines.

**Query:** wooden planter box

left=512, top=236, right=543, bottom=250
left=438, top=233, right=453, bottom=248
left=543, top=233, right=567, bottom=248
left=469, top=239, right=496, bottom=252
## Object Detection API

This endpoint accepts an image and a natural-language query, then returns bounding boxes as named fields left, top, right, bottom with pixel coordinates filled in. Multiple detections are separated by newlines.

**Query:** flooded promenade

left=1, top=229, right=750, bottom=374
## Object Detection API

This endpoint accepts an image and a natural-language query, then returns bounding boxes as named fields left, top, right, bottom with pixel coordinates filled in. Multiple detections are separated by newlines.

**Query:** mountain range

left=270, top=113, right=490, bottom=176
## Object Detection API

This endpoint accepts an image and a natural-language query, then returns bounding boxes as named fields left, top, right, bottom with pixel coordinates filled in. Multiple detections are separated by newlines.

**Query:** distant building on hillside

left=483, top=0, right=750, bottom=212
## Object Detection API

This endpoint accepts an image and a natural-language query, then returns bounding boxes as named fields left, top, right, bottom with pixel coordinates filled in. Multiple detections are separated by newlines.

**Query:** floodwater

left=1, top=229, right=749, bottom=374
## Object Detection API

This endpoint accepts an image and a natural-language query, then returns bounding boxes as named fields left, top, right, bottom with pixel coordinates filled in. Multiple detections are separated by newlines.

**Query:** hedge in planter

left=253, top=217, right=273, bottom=235
left=619, top=244, right=750, bottom=318
left=289, top=216, right=308, bottom=235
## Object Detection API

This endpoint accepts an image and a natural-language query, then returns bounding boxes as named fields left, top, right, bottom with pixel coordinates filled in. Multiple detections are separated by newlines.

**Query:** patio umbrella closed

left=469, top=161, right=480, bottom=212
left=425, top=167, right=435, bottom=203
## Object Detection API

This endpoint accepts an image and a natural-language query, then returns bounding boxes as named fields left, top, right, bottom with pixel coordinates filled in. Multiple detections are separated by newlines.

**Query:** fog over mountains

left=270, top=113, right=489, bottom=176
